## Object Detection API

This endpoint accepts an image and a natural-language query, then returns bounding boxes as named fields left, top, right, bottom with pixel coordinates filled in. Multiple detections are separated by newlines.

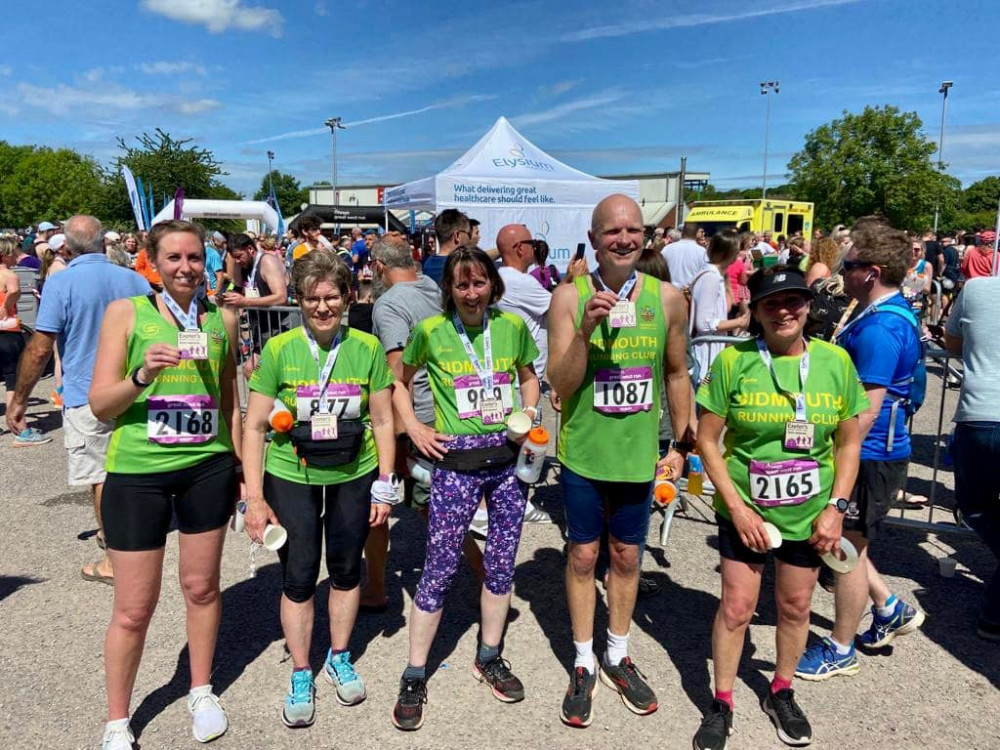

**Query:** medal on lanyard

left=245, top=251, right=263, bottom=299
left=162, top=291, right=208, bottom=360
left=453, top=311, right=504, bottom=424
left=303, top=327, right=343, bottom=440
left=593, top=271, right=637, bottom=328
left=756, top=338, right=814, bottom=451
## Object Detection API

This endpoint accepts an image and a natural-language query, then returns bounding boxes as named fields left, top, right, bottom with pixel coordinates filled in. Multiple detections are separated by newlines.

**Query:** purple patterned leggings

left=414, top=434, right=528, bottom=613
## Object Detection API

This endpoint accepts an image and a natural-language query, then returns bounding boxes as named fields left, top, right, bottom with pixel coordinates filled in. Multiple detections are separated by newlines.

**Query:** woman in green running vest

left=89, top=220, right=243, bottom=749
left=691, top=265, right=867, bottom=750
left=242, top=249, right=397, bottom=729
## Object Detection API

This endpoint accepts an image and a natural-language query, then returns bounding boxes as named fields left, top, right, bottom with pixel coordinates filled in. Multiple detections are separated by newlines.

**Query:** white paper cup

left=938, top=556, right=957, bottom=578
left=822, top=537, right=859, bottom=573
left=262, top=524, right=288, bottom=551
left=506, top=411, right=532, bottom=442
left=762, top=522, right=783, bottom=550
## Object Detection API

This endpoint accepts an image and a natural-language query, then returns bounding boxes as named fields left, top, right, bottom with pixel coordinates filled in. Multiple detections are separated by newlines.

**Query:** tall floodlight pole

left=324, top=117, right=346, bottom=206
left=760, top=81, right=780, bottom=199
left=266, top=150, right=275, bottom=199
left=933, top=81, right=954, bottom=234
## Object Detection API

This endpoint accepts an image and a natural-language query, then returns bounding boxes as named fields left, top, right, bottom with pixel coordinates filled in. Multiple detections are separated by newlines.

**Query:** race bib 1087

left=593, top=366, right=654, bottom=414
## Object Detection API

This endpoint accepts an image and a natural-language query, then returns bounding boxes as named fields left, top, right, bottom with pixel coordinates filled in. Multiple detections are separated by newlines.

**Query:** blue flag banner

left=122, top=166, right=146, bottom=231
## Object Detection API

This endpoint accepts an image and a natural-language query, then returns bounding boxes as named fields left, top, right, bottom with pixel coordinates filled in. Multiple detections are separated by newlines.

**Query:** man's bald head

left=591, top=194, right=643, bottom=233
left=496, top=224, right=532, bottom=263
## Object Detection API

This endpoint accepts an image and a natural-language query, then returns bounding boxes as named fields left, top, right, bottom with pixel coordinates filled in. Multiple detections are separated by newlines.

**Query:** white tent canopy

left=151, top=199, right=280, bottom=232
left=384, top=117, right=638, bottom=271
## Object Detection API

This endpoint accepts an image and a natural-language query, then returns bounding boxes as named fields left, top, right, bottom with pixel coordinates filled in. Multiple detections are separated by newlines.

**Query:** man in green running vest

left=548, top=194, right=691, bottom=727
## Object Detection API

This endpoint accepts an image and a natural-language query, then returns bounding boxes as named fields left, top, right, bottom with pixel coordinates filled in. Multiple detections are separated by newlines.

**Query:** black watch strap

left=671, top=440, right=694, bottom=453
left=131, top=366, right=152, bottom=388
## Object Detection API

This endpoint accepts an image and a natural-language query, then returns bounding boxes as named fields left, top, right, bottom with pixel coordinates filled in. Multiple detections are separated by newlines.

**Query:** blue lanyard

left=161, top=291, right=199, bottom=331
left=302, top=326, right=343, bottom=414
left=592, top=269, right=637, bottom=300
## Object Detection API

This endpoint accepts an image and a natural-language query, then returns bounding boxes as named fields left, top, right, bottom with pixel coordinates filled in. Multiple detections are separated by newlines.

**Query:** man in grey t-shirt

left=361, top=237, right=470, bottom=610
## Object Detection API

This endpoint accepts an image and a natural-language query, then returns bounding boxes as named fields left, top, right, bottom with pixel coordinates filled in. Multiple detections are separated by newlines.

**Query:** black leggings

left=264, top=469, right=376, bottom=602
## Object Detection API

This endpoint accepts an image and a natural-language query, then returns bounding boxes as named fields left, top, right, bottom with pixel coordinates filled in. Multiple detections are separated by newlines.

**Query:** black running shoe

left=473, top=655, right=525, bottom=703
left=599, top=657, right=658, bottom=715
left=560, top=667, right=598, bottom=728
left=763, top=688, right=812, bottom=746
left=391, top=676, right=427, bottom=731
left=693, top=699, right=733, bottom=750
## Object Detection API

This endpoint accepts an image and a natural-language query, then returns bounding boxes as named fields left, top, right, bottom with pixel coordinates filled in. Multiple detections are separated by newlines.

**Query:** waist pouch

left=435, top=442, right=517, bottom=472
left=288, top=420, right=365, bottom=468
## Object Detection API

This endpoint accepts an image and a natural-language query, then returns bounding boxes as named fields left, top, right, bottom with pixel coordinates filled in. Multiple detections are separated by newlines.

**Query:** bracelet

left=130, top=366, right=153, bottom=388
left=523, top=405, right=539, bottom=418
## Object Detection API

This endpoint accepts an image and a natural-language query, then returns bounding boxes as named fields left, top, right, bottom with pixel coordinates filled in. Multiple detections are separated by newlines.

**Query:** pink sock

left=771, top=675, right=792, bottom=694
left=714, top=690, right=734, bottom=710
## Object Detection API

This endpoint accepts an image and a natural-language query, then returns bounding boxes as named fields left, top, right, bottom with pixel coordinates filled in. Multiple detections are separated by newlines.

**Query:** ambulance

left=684, top=199, right=815, bottom=239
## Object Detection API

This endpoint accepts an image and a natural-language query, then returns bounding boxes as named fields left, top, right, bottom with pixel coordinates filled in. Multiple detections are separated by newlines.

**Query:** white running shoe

left=101, top=719, right=134, bottom=750
left=188, top=685, right=229, bottom=743
left=522, top=501, right=552, bottom=524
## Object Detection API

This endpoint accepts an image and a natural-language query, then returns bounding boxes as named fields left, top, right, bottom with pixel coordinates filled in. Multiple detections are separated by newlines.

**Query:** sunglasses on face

left=841, top=259, right=871, bottom=272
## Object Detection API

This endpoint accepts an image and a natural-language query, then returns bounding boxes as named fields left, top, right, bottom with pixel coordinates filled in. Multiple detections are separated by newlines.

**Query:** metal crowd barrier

left=234, top=304, right=302, bottom=410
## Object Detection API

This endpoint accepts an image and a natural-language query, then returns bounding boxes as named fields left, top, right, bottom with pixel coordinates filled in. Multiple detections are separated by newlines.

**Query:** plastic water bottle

left=268, top=399, right=294, bottom=433
left=407, top=456, right=433, bottom=487
left=653, top=464, right=677, bottom=505
left=516, top=427, right=550, bottom=483
left=686, top=451, right=704, bottom=496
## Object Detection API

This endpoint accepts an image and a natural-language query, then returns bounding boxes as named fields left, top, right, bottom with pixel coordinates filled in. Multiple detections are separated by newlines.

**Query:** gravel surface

left=2, top=366, right=998, bottom=750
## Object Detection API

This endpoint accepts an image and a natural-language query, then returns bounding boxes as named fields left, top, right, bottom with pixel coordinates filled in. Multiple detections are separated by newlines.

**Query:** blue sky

left=1, top=0, right=997, bottom=198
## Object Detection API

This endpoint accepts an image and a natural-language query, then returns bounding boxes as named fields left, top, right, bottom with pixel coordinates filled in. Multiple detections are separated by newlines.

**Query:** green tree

left=787, top=105, right=949, bottom=230
left=0, top=147, right=103, bottom=227
left=253, top=170, right=309, bottom=215
left=101, top=129, right=230, bottom=227
left=962, top=176, right=1000, bottom=215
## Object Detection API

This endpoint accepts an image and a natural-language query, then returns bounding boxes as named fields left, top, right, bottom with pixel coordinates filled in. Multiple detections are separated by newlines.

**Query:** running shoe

left=473, top=654, right=525, bottom=702
left=101, top=720, right=134, bottom=750
left=187, top=685, right=228, bottom=743
left=469, top=515, right=488, bottom=539
left=560, top=666, right=598, bottom=728
left=693, top=699, right=734, bottom=750
left=522, top=501, right=552, bottom=523
left=322, top=649, right=366, bottom=705
left=282, top=669, right=316, bottom=728
left=599, top=656, right=658, bottom=714
left=12, top=428, right=52, bottom=447
left=795, top=637, right=859, bottom=681
left=856, top=599, right=925, bottom=649
left=762, top=688, right=812, bottom=746
left=392, top=675, right=428, bottom=731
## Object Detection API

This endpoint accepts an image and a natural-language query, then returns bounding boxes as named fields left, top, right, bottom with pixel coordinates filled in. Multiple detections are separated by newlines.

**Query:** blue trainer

left=323, top=649, right=367, bottom=705
left=795, top=637, right=860, bottom=681
left=282, top=668, right=316, bottom=728
left=13, top=428, right=52, bottom=447
left=857, top=599, right=925, bottom=649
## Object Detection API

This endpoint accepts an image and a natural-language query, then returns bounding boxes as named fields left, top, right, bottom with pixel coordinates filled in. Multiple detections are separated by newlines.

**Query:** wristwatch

left=828, top=496, right=850, bottom=513
left=130, top=366, right=153, bottom=388
left=671, top=440, right=694, bottom=454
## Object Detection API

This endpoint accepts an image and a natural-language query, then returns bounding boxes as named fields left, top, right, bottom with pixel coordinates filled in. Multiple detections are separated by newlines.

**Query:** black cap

left=748, top=266, right=814, bottom=305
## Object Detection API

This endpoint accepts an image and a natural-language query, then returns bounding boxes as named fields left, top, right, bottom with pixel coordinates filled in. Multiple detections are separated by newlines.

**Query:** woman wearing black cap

left=691, top=265, right=867, bottom=750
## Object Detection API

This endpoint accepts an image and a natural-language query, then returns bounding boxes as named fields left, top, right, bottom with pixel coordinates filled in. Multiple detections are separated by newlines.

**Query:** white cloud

left=16, top=82, right=220, bottom=117
left=512, top=91, right=625, bottom=129
left=140, top=61, right=208, bottom=76
left=314, top=0, right=329, bottom=16
left=242, top=95, right=496, bottom=145
left=561, top=0, right=864, bottom=42
left=0, top=65, right=12, bottom=77
left=141, top=0, right=284, bottom=36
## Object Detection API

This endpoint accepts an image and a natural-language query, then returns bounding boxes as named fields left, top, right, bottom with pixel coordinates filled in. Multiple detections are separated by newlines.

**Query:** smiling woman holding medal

left=241, top=249, right=396, bottom=729
left=691, top=264, right=867, bottom=750
left=89, top=220, right=242, bottom=750
left=389, top=246, right=540, bottom=732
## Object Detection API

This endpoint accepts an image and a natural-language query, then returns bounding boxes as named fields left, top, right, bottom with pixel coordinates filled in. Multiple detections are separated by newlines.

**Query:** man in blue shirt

left=798, top=217, right=926, bottom=681
left=6, top=215, right=149, bottom=585
left=421, top=209, right=471, bottom=285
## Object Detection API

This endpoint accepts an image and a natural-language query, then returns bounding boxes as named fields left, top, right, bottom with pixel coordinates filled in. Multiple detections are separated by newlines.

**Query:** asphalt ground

left=1, top=360, right=998, bottom=750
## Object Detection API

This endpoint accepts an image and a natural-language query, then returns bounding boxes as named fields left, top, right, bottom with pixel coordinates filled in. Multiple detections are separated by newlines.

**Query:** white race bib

left=147, top=395, right=218, bottom=444
left=296, top=384, right=362, bottom=422
left=454, top=373, right=513, bottom=420
left=593, top=367, right=654, bottom=414
left=748, top=459, right=820, bottom=507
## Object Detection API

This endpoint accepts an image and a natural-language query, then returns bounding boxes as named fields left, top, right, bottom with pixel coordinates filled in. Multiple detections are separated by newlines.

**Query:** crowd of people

left=0, top=201, right=997, bottom=750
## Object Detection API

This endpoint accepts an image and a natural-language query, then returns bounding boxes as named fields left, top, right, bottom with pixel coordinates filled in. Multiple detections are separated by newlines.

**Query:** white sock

left=605, top=629, right=629, bottom=666
left=573, top=638, right=595, bottom=672
left=189, top=684, right=213, bottom=697
left=830, top=637, right=853, bottom=655
left=473, top=508, right=488, bottom=523
left=876, top=594, right=898, bottom=618
left=105, top=718, right=130, bottom=732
